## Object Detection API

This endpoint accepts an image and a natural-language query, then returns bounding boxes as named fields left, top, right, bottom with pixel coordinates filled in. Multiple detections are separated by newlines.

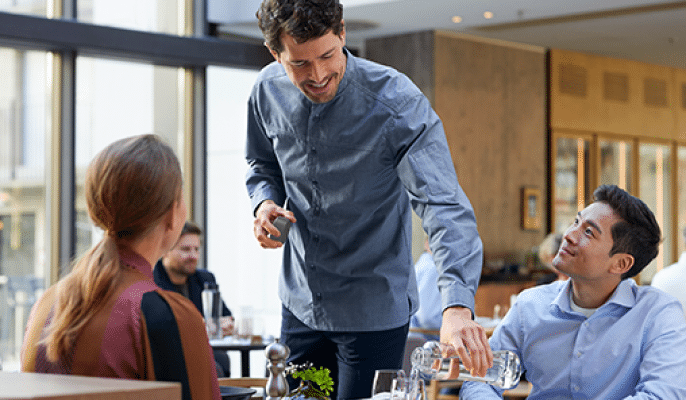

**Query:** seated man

left=154, top=221, right=235, bottom=377
left=460, top=185, right=686, bottom=399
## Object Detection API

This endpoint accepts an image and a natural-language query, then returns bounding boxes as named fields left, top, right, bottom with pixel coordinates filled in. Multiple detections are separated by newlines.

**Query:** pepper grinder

left=265, top=339, right=290, bottom=400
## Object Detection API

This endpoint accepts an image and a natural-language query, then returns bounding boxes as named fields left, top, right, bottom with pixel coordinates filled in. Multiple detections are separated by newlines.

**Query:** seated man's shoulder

left=194, top=268, right=217, bottom=282
left=635, top=282, right=681, bottom=307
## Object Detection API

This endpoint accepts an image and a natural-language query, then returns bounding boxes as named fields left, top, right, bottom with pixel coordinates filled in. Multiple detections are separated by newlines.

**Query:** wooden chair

left=426, top=380, right=531, bottom=400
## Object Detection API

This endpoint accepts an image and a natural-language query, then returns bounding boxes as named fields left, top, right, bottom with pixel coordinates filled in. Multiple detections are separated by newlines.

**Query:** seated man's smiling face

left=553, top=202, right=624, bottom=281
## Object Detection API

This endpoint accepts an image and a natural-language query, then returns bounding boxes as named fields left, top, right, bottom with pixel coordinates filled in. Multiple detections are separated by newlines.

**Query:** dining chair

left=425, top=380, right=532, bottom=400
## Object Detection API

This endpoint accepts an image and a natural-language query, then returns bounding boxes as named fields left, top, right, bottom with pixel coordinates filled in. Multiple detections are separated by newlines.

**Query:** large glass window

left=77, top=0, right=182, bottom=35
left=0, top=0, right=46, bottom=16
left=553, top=135, right=592, bottom=233
left=206, top=66, right=280, bottom=376
left=598, top=138, right=633, bottom=193
left=678, top=146, right=686, bottom=258
left=74, top=57, right=182, bottom=251
left=0, top=48, right=49, bottom=371
left=639, top=142, right=673, bottom=283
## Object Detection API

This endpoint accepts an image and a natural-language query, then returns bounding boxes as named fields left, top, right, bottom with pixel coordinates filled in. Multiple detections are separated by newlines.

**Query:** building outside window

left=74, top=57, right=182, bottom=251
left=0, top=48, right=50, bottom=369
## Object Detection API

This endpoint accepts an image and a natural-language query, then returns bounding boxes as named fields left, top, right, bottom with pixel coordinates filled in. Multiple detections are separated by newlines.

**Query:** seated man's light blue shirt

left=245, top=48, right=483, bottom=332
left=460, top=279, right=686, bottom=399
left=411, top=252, right=442, bottom=339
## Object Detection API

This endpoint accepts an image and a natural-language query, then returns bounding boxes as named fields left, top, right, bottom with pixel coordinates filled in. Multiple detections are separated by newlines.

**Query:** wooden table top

left=0, top=371, right=181, bottom=400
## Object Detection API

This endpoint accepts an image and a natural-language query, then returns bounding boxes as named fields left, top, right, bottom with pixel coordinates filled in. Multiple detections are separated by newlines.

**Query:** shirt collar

left=118, top=246, right=154, bottom=279
left=603, top=278, right=636, bottom=309
left=551, top=278, right=636, bottom=315
left=551, top=279, right=574, bottom=313
left=335, top=47, right=354, bottom=98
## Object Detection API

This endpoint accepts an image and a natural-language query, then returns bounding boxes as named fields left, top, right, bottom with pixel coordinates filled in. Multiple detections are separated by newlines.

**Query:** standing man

left=154, top=221, right=235, bottom=377
left=460, top=185, right=686, bottom=399
left=245, top=1, right=490, bottom=398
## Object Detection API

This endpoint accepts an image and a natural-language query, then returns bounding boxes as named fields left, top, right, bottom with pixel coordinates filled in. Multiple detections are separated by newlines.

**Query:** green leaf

left=291, top=367, right=334, bottom=396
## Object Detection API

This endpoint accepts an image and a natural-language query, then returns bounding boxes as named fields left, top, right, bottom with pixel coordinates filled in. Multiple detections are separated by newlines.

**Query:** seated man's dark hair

left=593, top=184, right=661, bottom=279
left=257, top=0, right=344, bottom=54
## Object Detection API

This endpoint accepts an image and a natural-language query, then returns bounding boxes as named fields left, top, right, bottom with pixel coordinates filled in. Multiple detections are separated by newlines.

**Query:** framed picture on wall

left=521, top=187, right=542, bottom=230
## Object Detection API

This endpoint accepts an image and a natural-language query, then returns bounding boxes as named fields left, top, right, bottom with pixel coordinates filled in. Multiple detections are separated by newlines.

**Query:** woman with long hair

left=21, top=134, right=220, bottom=400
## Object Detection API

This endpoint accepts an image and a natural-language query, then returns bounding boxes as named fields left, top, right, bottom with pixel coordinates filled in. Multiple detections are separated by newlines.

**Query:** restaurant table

left=0, top=371, right=181, bottom=400
left=210, top=336, right=271, bottom=377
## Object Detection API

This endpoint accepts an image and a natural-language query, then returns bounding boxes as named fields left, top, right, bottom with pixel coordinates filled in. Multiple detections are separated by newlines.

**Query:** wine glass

left=372, top=369, right=406, bottom=400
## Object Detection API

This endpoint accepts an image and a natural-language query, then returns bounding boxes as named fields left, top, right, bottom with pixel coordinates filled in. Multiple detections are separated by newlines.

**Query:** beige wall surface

left=550, top=48, right=685, bottom=141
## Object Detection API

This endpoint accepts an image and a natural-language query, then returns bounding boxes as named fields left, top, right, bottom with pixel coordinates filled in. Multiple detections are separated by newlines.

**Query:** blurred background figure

left=21, top=134, right=220, bottom=400
left=536, top=233, right=568, bottom=285
left=410, top=237, right=441, bottom=341
left=154, top=221, right=234, bottom=377
left=651, top=227, right=686, bottom=314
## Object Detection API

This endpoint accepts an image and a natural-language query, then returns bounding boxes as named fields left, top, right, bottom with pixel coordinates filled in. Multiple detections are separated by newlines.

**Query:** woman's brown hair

left=42, top=134, right=182, bottom=361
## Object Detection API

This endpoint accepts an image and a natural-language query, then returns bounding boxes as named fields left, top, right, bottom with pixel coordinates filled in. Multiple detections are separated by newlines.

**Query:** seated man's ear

left=609, top=253, right=634, bottom=276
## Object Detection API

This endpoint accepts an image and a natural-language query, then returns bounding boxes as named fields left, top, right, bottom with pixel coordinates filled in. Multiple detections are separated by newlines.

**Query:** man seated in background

left=651, top=226, right=686, bottom=314
left=535, top=232, right=567, bottom=285
left=154, top=221, right=235, bottom=377
left=460, top=185, right=686, bottom=399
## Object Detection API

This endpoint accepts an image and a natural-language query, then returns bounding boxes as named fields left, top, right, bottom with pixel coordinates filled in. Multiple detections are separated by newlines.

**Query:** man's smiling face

left=553, top=202, right=623, bottom=281
left=269, top=28, right=347, bottom=104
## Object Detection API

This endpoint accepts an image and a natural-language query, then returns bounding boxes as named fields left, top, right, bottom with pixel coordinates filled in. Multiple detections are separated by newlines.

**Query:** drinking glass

left=401, top=377, right=425, bottom=400
left=371, top=369, right=405, bottom=400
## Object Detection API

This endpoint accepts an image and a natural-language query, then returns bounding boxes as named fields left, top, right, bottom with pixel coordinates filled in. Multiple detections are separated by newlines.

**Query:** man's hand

left=253, top=200, right=296, bottom=248
left=440, top=306, right=493, bottom=378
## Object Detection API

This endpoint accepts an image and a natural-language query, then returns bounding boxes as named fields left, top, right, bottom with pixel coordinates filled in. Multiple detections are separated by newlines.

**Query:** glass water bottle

left=411, top=341, right=521, bottom=389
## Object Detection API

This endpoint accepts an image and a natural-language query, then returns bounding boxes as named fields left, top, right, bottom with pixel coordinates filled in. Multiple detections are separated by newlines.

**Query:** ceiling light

left=483, top=11, right=494, bottom=19
left=451, top=16, right=462, bottom=24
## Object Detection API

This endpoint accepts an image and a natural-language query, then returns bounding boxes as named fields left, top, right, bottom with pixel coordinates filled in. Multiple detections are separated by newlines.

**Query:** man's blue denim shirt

left=245, top=48, right=483, bottom=331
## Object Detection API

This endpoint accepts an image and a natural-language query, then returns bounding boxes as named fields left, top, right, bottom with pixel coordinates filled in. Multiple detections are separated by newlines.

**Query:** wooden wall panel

left=550, top=49, right=677, bottom=140
left=365, top=31, right=435, bottom=104
left=433, top=32, right=547, bottom=257
left=675, top=68, right=686, bottom=142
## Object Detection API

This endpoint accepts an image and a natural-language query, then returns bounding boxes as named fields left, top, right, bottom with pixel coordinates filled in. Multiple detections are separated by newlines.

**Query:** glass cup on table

left=371, top=369, right=406, bottom=400
left=394, top=376, right=424, bottom=400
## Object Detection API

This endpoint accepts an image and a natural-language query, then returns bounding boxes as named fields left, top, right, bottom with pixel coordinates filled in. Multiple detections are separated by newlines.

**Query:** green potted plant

left=285, top=364, right=334, bottom=400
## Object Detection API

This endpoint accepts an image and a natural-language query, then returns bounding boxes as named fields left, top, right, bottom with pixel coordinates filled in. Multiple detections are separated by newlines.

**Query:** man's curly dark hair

left=257, top=0, right=344, bottom=54
left=593, top=184, right=661, bottom=279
